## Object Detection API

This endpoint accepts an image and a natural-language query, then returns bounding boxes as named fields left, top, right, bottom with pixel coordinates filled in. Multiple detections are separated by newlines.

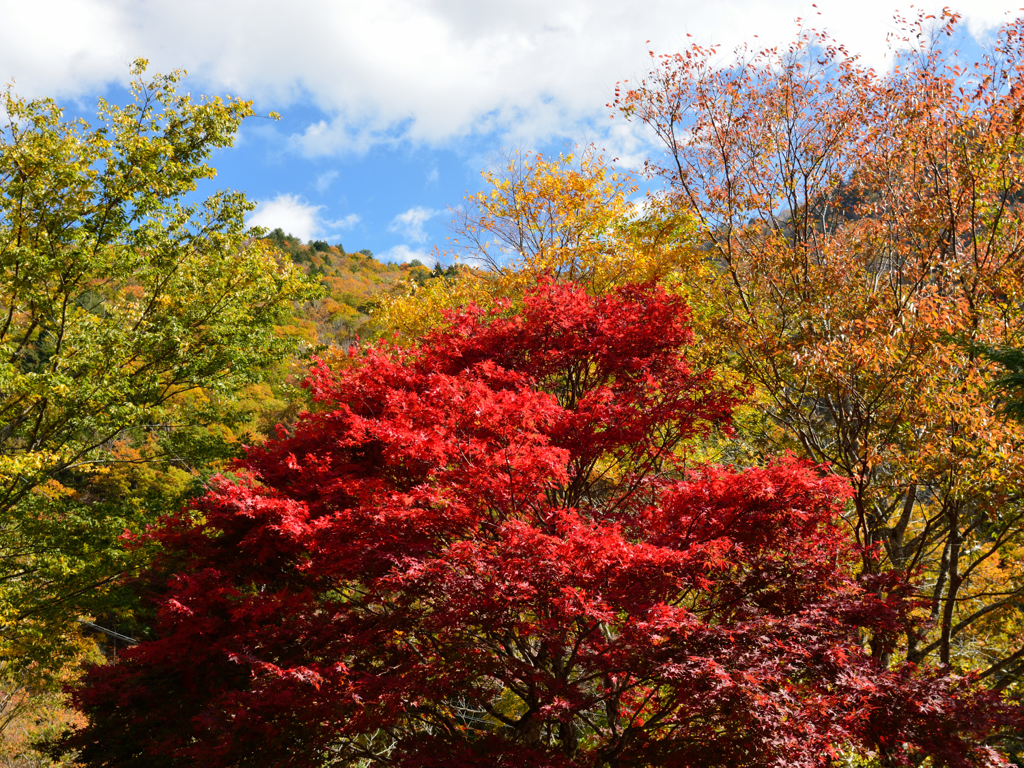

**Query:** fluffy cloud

left=247, top=194, right=323, bottom=241
left=327, top=213, right=361, bottom=230
left=0, top=0, right=129, bottom=99
left=1, top=0, right=1016, bottom=152
left=314, top=170, right=339, bottom=193
left=247, top=194, right=359, bottom=241
left=388, top=206, right=439, bottom=243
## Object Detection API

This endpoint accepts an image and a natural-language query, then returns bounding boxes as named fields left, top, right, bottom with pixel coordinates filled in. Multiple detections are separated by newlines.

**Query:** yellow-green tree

left=0, top=60, right=317, bottom=715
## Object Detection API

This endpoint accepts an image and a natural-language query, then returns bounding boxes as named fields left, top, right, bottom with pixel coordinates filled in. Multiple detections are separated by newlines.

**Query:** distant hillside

left=263, top=228, right=457, bottom=348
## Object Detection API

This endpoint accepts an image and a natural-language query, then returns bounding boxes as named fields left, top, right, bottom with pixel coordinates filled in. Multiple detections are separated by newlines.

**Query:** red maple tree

left=60, top=282, right=1021, bottom=766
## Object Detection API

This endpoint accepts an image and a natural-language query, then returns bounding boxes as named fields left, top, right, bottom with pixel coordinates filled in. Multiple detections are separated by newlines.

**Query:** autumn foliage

left=615, top=9, right=1024, bottom=685
left=373, top=147, right=693, bottom=343
left=59, top=281, right=1021, bottom=766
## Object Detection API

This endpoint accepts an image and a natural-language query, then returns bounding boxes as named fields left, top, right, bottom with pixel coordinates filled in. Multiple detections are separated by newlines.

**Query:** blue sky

left=1, top=0, right=1015, bottom=265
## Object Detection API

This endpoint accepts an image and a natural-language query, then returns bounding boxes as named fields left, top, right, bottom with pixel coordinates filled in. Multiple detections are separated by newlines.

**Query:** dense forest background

left=261, top=228, right=460, bottom=350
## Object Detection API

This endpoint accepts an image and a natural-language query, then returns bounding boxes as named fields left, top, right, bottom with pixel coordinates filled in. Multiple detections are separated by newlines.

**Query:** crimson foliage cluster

left=62, top=282, right=1021, bottom=767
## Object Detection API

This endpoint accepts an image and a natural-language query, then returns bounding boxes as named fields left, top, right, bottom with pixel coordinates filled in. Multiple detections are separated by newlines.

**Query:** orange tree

left=617, top=10, right=1024, bottom=680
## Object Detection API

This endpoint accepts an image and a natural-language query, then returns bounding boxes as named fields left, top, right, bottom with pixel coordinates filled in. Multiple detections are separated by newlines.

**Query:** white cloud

left=0, top=0, right=129, bottom=99
left=326, top=213, right=360, bottom=230
left=388, top=206, right=439, bottom=243
left=1, top=0, right=1018, bottom=152
left=247, top=195, right=361, bottom=241
left=288, top=118, right=388, bottom=157
left=380, top=244, right=436, bottom=266
left=314, top=170, right=338, bottom=193
left=247, top=194, right=322, bottom=241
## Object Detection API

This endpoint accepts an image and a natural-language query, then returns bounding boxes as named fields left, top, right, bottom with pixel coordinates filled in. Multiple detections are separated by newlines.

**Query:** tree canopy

left=0, top=59, right=317, bottom=718
left=57, top=281, right=1022, bottom=767
left=17, top=11, right=1024, bottom=767
left=616, top=9, right=1024, bottom=687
